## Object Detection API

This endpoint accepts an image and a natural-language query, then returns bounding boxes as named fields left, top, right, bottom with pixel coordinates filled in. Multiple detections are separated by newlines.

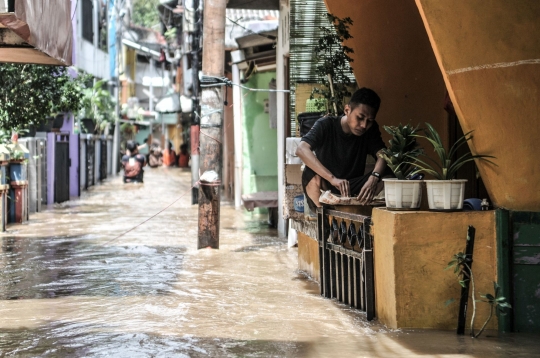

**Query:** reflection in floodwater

left=0, top=169, right=539, bottom=357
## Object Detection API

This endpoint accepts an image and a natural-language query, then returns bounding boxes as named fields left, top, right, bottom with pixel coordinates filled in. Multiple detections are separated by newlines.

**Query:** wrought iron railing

left=317, top=207, right=375, bottom=320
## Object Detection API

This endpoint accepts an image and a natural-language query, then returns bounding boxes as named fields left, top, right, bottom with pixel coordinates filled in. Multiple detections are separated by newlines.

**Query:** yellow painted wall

left=372, top=208, right=498, bottom=330
left=415, top=0, right=540, bottom=211
left=167, top=123, right=182, bottom=153
left=298, top=232, right=320, bottom=282
left=120, top=46, right=137, bottom=102
left=323, top=0, right=449, bottom=154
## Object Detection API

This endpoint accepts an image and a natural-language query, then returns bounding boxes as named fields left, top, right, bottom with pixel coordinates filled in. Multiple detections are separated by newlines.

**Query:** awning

left=0, top=0, right=72, bottom=65
left=235, top=29, right=277, bottom=49
left=156, top=93, right=181, bottom=113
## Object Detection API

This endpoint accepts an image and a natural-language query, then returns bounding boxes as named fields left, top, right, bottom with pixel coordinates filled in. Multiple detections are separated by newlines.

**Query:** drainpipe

left=149, top=58, right=154, bottom=112
left=232, top=64, right=243, bottom=209
left=182, top=49, right=190, bottom=94
left=111, top=0, right=122, bottom=175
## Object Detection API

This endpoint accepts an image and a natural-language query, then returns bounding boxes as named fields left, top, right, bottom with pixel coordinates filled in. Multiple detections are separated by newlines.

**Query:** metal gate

left=86, top=138, right=95, bottom=188
left=100, top=138, right=107, bottom=181
left=317, top=207, right=375, bottom=320
left=54, top=134, right=70, bottom=203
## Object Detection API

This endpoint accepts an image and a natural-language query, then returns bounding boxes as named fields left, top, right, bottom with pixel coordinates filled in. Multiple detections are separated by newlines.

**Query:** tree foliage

left=132, top=0, right=160, bottom=29
left=311, top=14, right=356, bottom=115
left=0, top=64, right=90, bottom=132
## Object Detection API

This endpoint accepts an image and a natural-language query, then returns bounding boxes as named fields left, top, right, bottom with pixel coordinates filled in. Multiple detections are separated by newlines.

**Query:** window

left=82, top=0, right=94, bottom=43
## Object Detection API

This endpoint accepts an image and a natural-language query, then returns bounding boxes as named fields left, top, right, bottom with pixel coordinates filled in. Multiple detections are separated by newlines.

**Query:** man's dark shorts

left=301, top=166, right=373, bottom=213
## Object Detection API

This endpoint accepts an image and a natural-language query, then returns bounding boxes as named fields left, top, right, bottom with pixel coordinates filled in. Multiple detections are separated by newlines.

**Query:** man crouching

left=295, top=87, right=388, bottom=213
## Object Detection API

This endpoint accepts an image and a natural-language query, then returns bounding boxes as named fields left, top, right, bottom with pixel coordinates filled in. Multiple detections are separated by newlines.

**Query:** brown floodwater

left=0, top=168, right=538, bottom=357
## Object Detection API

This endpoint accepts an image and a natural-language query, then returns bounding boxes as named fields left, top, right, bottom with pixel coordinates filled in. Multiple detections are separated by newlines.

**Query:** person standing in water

left=121, top=140, right=147, bottom=183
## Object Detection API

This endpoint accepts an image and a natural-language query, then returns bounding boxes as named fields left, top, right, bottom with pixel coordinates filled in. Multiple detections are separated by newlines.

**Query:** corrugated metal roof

left=226, top=9, right=279, bottom=21
left=225, top=9, right=279, bottom=50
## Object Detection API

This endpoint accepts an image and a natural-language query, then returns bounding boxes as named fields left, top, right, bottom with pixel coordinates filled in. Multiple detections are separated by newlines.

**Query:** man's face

left=345, top=103, right=376, bottom=136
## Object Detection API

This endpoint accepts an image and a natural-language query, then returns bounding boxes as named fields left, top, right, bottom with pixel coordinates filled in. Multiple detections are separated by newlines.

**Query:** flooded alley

left=0, top=169, right=538, bottom=357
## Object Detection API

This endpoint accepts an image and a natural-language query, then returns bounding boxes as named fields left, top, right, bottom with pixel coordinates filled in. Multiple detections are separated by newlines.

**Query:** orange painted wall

left=323, top=0, right=449, bottom=151
left=416, top=0, right=540, bottom=211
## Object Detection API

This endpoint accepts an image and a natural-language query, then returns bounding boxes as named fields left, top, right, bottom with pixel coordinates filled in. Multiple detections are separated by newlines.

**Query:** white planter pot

left=383, top=179, right=423, bottom=210
left=424, top=179, right=467, bottom=211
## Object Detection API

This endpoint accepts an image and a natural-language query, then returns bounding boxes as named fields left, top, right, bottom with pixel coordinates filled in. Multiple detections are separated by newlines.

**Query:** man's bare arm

left=295, top=141, right=351, bottom=197
left=357, top=149, right=387, bottom=204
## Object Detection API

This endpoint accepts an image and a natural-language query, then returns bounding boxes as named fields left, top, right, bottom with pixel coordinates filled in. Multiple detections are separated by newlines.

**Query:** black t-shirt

left=301, top=116, right=386, bottom=180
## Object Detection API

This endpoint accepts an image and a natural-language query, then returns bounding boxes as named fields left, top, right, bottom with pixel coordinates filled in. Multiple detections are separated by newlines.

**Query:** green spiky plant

left=410, top=123, right=497, bottom=180
left=378, top=124, right=423, bottom=180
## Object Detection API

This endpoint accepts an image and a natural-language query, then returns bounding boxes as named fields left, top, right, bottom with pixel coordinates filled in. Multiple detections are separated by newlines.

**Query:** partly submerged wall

left=372, top=208, right=498, bottom=330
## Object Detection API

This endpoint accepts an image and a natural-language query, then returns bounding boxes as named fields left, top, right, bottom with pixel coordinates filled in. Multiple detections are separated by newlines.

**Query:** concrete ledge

left=291, top=218, right=317, bottom=238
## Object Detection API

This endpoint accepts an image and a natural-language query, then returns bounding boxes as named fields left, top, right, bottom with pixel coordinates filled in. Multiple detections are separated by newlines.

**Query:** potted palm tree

left=379, top=124, right=424, bottom=210
left=411, top=123, right=496, bottom=211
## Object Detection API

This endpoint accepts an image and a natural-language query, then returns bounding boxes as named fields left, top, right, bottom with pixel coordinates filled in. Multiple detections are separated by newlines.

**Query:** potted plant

left=81, top=118, right=96, bottom=134
left=378, top=123, right=424, bottom=210
left=410, top=123, right=496, bottom=211
left=52, top=114, right=65, bottom=130
left=78, top=79, right=116, bottom=134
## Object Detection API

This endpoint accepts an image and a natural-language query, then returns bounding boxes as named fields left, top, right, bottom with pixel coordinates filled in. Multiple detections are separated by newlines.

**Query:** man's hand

left=357, top=176, right=379, bottom=205
left=329, top=176, right=350, bottom=198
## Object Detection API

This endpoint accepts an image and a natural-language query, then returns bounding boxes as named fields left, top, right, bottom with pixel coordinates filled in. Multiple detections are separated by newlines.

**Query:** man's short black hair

left=126, top=140, right=137, bottom=152
left=349, top=87, right=381, bottom=113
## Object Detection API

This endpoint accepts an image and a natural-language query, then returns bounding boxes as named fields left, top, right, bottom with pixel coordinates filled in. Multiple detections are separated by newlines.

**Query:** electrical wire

left=200, top=75, right=290, bottom=93
left=103, top=181, right=196, bottom=245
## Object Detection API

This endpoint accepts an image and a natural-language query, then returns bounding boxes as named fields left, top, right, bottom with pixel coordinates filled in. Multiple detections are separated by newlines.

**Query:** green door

left=511, top=212, right=540, bottom=333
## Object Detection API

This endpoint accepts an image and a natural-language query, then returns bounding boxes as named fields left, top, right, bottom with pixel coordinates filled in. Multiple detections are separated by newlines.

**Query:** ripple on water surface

left=0, top=235, right=187, bottom=300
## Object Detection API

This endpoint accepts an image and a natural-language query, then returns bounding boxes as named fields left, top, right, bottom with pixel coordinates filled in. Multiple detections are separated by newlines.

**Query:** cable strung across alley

left=200, top=74, right=290, bottom=92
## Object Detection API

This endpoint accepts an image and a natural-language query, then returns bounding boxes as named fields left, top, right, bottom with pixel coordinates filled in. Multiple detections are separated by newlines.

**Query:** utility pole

left=197, top=0, right=226, bottom=249
left=190, top=0, right=201, bottom=205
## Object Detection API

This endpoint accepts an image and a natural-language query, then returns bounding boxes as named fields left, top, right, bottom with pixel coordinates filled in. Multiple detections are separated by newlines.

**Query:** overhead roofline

left=122, top=39, right=161, bottom=58
left=226, top=0, right=279, bottom=10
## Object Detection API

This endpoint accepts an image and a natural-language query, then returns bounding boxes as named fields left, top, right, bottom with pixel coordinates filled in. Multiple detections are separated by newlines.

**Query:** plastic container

left=383, top=178, right=423, bottom=210
left=424, top=179, right=467, bottom=211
